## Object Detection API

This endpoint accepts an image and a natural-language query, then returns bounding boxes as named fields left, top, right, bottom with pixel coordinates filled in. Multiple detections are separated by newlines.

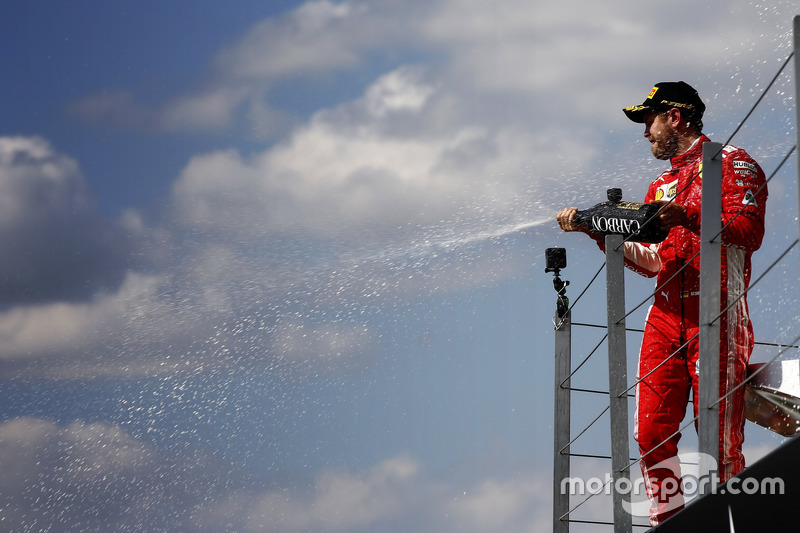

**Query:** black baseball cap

left=623, top=81, right=705, bottom=123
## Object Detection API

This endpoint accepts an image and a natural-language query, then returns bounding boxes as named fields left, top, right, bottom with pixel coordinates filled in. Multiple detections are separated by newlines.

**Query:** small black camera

left=545, top=248, right=567, bottom=272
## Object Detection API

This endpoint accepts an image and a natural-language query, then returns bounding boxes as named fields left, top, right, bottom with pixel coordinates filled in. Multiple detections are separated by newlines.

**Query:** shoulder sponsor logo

left=733, top=160, right=757, bottom=172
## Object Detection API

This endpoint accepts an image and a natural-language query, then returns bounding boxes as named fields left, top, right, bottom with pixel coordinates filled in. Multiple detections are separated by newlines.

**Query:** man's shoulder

left=718, top=144, right=764, bottom=177
left=651, top=170, right=674, bottom=184
left=719, top=143, right=759, bottom=162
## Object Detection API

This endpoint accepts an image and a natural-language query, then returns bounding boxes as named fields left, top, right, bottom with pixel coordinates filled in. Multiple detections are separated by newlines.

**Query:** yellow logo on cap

left=647, top=87, right=658, bottom=99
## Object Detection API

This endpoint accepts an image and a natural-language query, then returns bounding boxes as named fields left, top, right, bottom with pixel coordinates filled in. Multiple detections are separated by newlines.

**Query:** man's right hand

left=556, top=207, right=585, bottom=233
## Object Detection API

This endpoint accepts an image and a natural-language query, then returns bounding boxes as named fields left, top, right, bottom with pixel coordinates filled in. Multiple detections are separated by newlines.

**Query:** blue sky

left=0, top=1, right=798, bottom=531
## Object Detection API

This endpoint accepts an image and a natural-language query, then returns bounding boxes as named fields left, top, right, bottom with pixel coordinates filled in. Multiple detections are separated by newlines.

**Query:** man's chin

left=651, top=145, right=675, bottom=160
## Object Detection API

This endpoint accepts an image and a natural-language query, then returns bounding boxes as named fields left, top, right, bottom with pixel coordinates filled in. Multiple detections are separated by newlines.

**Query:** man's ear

left=666, top=107, right=683, bottom=126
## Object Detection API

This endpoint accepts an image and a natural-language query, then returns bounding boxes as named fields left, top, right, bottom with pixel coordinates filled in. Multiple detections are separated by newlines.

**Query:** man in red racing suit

left=556, top=81, right=768, bottom=525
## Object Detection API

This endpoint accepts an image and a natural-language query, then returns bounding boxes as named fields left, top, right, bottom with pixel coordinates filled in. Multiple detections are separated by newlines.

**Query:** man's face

left=643, top=111, right=678, bottom=160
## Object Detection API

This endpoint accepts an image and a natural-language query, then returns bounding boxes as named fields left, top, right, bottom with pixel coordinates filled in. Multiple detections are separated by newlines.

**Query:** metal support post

left=605, top=235, right=632, bottom=533
left=548, top=248, right=571, bottom=533
left=794, top=17, right=800, bottom=271
left=553, top=304, right=571, bottom=533
left=698, top=141, right=723, bottom=493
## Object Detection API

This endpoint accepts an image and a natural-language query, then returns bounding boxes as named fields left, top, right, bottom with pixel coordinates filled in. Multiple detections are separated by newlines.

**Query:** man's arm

left=555, top=207, right=661, bottom=277
left=718, top=149, right=768, bottom=251
left=676, top=148, right=767, bottom=251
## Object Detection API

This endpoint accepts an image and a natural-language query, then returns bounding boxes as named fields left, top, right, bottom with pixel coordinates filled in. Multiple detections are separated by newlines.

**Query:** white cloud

left=67, top=90, right=158, bottom=130
left=0, top=254, right=382, bottom=380
left=170, top=113, right=443, bottom=237
left=422, top=0, right=794, bottom=140
left=68, top=0, right=796, bottom=141
left=270, top=318, right=375, bottom=376
left=0, top=417, right=553, bottom=533
left=446, top=476, right=551, bottom=532
left=243, top=455, right=423, bottom=532
left=68, top=1, right=429, bottom=135
left=0, top=272, right=162, bottom=361
left=160, top=0, right=795, bottom=239
left=70, top=86, right=255, bottom=134
left=214, top=0, right=366, bottom=80
left=0, top=136, right=87, bottom=228
left=0, top=417, right=247, bottom=532
left=366, top=67, right=435, bottom=117
left=161, top=86, right=252, bottom=131
left=0, top=416, right=784, bottom=532
left=0, top=137, right=129, bottom=304
left=195, top=453, right=552, bottom=533
left=169, top=65, right=556, bottom=241
left=0, top=418, right=157, bottom=530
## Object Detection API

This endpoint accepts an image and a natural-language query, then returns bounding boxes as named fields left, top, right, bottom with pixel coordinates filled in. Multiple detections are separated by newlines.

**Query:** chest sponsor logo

left=654, top=179, right=678, bottom=201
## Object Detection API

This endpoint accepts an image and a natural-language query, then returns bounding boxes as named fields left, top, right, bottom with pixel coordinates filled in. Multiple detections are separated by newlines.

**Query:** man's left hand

left=650, top=200, right=688, bottom=229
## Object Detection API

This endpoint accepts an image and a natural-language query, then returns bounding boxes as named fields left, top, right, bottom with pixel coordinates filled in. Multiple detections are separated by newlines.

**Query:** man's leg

left=688, top=314, right=751, bottom=483
left=636, top=309, right=691, bottom=525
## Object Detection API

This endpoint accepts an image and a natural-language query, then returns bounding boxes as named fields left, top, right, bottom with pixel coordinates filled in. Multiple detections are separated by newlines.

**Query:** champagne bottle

left=573, top=188, right=668, bottom=244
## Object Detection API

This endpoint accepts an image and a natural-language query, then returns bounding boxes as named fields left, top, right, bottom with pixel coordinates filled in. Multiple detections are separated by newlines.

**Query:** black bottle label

left=574, top=201, right=668, bottom=243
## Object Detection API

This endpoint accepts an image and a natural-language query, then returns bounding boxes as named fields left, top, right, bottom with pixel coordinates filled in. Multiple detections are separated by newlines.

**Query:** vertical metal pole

left=605, top=235, right=632, bottom=533
left=794, top=17, right=800, bottom=267
left=698, top=141, right=723, bottom=493
left=553, top=306, right=571, bottom=533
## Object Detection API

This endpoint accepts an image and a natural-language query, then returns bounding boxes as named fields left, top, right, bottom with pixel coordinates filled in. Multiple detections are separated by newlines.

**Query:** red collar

left=669, top=134, right=710, bottom=169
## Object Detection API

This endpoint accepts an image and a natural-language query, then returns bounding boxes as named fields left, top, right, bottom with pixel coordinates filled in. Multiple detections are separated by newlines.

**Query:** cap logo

left=647, top=87, right=659, bottom=99
left=660, top=100, right=694, bottom=110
